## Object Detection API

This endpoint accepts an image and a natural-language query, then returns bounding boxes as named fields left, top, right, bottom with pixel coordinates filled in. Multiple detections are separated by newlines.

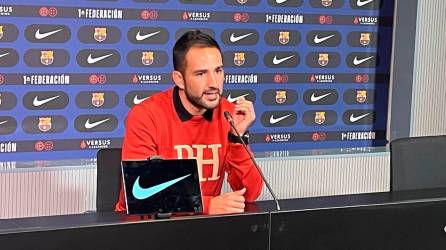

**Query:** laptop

left=121, top=158, right=203, bottom=216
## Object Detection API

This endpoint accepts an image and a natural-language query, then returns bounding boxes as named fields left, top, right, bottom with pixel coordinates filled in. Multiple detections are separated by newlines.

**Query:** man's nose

left=207, top=72, right=219, bottom=87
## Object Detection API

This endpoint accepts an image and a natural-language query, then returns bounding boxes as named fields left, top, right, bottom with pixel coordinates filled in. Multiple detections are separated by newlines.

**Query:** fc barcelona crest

left=318, top=53, right=329, bottom=67
left=315, top=112, right=326, bottom=125
left=94, top=27, right=107, bottom=42
left=141, top=51, right=154, bottom=66
left=0, top=26, right=4, bottom=40
left=360, top=33, right=371, bottom=46
left=278, top=31, right=290, bottom=45
left=356, top=90, right=367, bottom=103
left=41, top=51, right=54, bottom=66
left=234, top=52, right=245, bottom=66
left=91, top=92, right=105, bottom=107
left=275, top=91, right=287, bottom=104
left=38, top=117, right=52, bottom=132
left=322, top=0, right=332, bottom=7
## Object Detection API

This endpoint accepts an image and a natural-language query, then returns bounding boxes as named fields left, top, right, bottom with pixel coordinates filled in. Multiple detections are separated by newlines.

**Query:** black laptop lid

left=121, top=159, right=203, bottom=215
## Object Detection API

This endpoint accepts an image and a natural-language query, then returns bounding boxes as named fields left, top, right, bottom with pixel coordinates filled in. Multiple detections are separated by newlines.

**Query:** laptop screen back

left=121, top=159, right=203, bottom=215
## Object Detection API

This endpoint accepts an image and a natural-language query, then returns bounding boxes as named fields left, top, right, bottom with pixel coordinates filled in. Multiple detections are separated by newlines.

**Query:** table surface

left=2, top=187, right=445, bottom=234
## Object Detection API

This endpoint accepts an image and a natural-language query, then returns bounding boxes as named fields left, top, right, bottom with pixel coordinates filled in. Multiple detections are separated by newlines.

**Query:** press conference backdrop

left=0, top=0, right=394, bottom=161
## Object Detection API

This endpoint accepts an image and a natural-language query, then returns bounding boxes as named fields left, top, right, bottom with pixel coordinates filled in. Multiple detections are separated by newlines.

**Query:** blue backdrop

left=0, top=0, right=394, bottom=161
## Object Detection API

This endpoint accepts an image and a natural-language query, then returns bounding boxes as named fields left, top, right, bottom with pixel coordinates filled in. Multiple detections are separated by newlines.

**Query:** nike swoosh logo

left=133, top=95, right=149, bottom=105
left=275, top=0, right=288, bottom=3
left=349, top=113, right=370, bottom=122
left=310, top=92, right=332, bottom=102
left=35, top=28, right=63, bottom=40
left=87, top=53, right=113, bottom=64
left=135, top=30, right=161, bottom=41
left=0, top=52, right=10, bottom=59
left=270, top=114, right=292, bottom=124
left=132, top=174, right=191, bottom=200
left=33, top=95, right=60, bottom=107
left=84, top=118, right=111, bottom=129
left=353, top=56, right=374, bottom=65
left=227, top=93, right=249, bottom=102
left=229, top=32, right=253, bottom=43
left=314, top=34, right=335, bottom=44
left=272, top=55, right=295, bottom=65
left=0, top=120, right=7, bottom=125
left=357, top=0, right=374, bottom=7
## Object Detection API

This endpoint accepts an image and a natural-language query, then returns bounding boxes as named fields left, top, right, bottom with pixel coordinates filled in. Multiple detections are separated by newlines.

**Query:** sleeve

left=201, top=196, right=213, bottom=214
left=225, top=143, right=264, bottom=203
left=121, top=104, right=158, bottom=160
left=115, top=104, right=159, bottom=212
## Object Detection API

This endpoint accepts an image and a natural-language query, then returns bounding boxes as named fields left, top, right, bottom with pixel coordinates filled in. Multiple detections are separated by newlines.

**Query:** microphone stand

left=224, top=111, right=281, bottom=211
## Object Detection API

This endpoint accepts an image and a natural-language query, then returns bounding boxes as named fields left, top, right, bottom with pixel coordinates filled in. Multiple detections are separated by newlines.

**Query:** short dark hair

left=173, top=30, right=221, bottom=74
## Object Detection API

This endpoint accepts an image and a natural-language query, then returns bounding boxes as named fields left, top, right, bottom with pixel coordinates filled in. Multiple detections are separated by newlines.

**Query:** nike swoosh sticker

left=275, top=0, right=288, bottom=3
left=33, top=95, right=60, bottom=107
left=314, top=34, right=335, bottom=44
left=133, top=95, right=149, bottom=105
left=229, top=32, right=253, bottom=43
left=349, top=113, right=370, bottom=122
left=135, top=30, right=161, bottom=41
left=132, top=174, right=191, bottom=200
left=310, top=92, right=332, bottom=102
left=270, top=114, right=292, bottom=124
left=35, top=28, right=63, bottom=40
left=87, top=53, right=113, bottom=64
left=227, top=93, right=249, bottom=102
left=0, top=52, right=10, bottom=59
left=272, top=55, right=295, bottom=65
left=357, top=0, right=374, bottom=7
left=84, top=118, right=111, bottom=129
left=0, top=120, right=7, bottom=125
left=353, top=56, right=374, bottom=65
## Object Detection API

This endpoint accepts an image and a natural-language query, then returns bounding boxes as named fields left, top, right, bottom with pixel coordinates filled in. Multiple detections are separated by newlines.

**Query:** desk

left=2, top=189, right=446, bottom=250
left=0, top=212, right=269, bottom=250
left=269, top=189, right=446, bottom=250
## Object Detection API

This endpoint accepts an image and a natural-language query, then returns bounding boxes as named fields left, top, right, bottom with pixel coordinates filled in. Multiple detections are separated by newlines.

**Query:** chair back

left=391, top=135, right=446, bottom=191
left=96, top=148, right=122, bottom=212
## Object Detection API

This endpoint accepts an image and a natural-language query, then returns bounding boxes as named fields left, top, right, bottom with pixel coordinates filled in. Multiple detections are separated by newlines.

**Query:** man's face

left=179, top=46, right=224, bottom=114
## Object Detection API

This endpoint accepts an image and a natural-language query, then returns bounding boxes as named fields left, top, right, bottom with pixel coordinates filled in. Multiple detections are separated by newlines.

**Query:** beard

left=184, top=85, right=222, bottom=111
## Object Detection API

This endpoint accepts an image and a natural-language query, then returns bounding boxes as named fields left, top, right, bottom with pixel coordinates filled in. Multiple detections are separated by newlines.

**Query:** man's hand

left=208, top=188, right=246, bottom=215
left=231, top=97, right=255, bottom=135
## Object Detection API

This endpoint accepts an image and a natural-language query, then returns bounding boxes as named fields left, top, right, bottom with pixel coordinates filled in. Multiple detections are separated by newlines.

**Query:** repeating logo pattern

left=0, top=0, right=394, bottom=160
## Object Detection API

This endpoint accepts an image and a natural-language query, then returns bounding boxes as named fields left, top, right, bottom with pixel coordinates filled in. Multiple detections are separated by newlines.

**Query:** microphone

left=224, top=111, right=281, bottom=211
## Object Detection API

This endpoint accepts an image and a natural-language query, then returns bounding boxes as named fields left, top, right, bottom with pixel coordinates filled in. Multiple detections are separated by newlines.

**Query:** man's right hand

left=208, top=188, right=246, bottom=215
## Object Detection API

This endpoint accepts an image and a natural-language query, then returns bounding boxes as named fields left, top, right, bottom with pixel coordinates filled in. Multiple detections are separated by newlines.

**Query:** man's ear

left=172, top=71, right=185, bottom=89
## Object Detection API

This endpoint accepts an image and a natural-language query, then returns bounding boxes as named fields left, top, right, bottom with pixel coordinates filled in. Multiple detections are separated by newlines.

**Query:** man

left=115, top=30, right=263, bottom=214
